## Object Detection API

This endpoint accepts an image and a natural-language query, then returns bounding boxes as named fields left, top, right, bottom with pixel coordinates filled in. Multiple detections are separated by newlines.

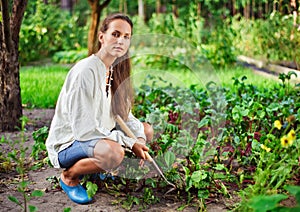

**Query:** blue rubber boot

left=59, top=178, right=92, bottom=204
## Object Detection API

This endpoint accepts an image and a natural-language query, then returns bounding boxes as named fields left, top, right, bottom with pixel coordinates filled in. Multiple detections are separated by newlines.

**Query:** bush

left=204, top=20, right=237, bottom=68
left=52, top=49, right=88, bottom=64
left=231, top=13, right=300, bottom=67
left=19, top=1, right=88, bottom=64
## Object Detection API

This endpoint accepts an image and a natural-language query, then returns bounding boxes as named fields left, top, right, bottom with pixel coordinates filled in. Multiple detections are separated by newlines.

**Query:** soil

left=0, top=109, right=229, bottom=212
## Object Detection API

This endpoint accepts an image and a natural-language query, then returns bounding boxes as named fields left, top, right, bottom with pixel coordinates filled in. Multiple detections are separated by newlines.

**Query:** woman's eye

left=112, top=32, right=120, bottom=37
left=124, top=35, right=130, bottom=40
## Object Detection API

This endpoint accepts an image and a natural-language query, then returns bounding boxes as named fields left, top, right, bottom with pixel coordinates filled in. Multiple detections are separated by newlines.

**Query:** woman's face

left=99, top=19, right=132, bottom=58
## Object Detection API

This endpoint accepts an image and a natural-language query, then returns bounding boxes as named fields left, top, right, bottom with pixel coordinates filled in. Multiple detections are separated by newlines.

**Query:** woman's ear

left=98, top=31, right=104, bottom=43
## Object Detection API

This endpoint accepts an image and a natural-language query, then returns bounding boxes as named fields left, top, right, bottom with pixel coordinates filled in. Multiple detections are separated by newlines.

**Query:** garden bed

left=0, top=109, right=229, bottom=211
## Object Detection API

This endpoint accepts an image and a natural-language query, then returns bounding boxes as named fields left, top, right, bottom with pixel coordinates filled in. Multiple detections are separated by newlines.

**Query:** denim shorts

left=58, top=139, right=99, bottom=169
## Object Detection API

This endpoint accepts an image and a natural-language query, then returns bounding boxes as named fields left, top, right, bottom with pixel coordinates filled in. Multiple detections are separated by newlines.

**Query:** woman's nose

left=117, top=37, right=124, bottom=44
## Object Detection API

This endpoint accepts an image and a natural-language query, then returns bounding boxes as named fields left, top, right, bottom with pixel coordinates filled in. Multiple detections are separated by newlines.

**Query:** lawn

left=20, top=63, right=278, bottom=108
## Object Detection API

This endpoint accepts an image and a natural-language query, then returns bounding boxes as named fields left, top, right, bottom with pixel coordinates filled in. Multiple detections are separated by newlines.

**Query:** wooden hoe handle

left=115, top=115, right=153, bottom=162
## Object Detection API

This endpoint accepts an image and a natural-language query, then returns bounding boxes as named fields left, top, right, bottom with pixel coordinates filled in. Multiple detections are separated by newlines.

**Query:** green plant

left=278, top=71, right=298, bottom=94
left=63, top=208, right=72, bottom=212
left=30, top=126, right=50, bottom=169
left=231, top=13, right=300, bottom=67
left=46, top=176, right=60, bottom=190
left=121, top=194, right=140, bottom=210
left=7, top=117, right=44, bottom=212
left=234, top=88, right=299, bottom=211
left=248, top=185, right=300, bottom=212
left=20, top=1, right=88, bottom=63
left=31, top=126, right=48, bottom=160
left=204, top=18, right=237, bottom=68
left=86, top=181, right=98, bottom=199
left=134, top=74, right=298, bottom=209
left=142, top=187, right=160, bottom=205
left=52, top=49, right=88, bottom=64
left=0, top=135, right=18, bottom=172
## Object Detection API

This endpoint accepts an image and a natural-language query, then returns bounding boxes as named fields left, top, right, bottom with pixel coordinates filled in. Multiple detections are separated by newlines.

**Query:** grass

left=20, top=65, right=71, bottom=108
left=132, top=64, right=279, bottom=89
left=20, top=63, right=279, bottom=108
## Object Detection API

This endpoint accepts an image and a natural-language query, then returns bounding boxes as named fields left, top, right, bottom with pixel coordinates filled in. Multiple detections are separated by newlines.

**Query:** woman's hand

left=131, top=141, right=149, bottom=159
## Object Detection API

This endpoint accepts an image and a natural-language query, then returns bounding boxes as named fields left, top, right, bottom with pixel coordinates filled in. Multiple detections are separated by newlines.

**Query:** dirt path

left=0, top=109, right=228, bottom=212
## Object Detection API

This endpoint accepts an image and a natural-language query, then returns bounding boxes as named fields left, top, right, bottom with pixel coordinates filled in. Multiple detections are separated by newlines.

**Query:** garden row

left=130, top=72, right=300, bottom=210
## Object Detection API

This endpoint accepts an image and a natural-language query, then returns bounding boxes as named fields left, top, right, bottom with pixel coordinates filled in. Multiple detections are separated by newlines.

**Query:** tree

left=156, top=0, right=161, bottom=14
left=291, top=0, right=298, bottom=27
left=87, top=0, right=112, bottom=55
left=61, top=0, right=73, bottom=13
left=138, top=0, right=144, bottom=20
left=119, top=0, right=127, bottom=14
left=0, top=0, right=28, bottom=132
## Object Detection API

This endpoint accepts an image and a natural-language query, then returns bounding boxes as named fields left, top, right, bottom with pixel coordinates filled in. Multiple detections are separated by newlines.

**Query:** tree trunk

left=291, top=0, right=298, bottom=26
left=251, top=0, right=255, bottom=19
left=243, top=0, right=250, bottom=19
left=61, top=0, right=73, bottom=13
left=87, top=0, right=112, bottom=56
left=197, top=2, right=201, bottom=17
left=290, top=0, right=299, bottom=45
left=258, top=1, right=263, bottom=18
left=232, top=0, right=236, bottom=16
left=265, top=1, right=269, bottom=15
left=124, top=0, right=127, bottom=14
left=0, top=0, right=28, bottom=132
left=119, top=0, right=128, bottom=14
left=138, top=0, right=144, bottom=20
left=171, top=0, right=178, bottom=17
left=156, top=0, right=161, bottom=14
left=119, top=0, right=124, bottom=13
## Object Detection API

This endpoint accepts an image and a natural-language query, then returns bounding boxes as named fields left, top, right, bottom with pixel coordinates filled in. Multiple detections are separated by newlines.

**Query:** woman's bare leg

left=61, top=123, right=153, bottom=186
left=61, top=139, right=124, bottom=186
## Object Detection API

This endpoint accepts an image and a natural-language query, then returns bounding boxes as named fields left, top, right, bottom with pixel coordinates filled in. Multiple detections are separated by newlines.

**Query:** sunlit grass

left=215, top=65, right=279, bottom=88
left=20, top=63, right=279, bottom=108
left=20, top=65, right=71, bottom=108
left=132, top=64, right=279, bottom=89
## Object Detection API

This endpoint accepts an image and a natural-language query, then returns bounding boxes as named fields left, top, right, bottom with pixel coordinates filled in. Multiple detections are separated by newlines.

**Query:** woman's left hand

left=131, top=140, right=149, bottom=159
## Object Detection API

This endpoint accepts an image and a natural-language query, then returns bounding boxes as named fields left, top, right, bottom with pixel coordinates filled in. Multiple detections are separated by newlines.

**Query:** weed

left=7, top=117, right=44, bottom=212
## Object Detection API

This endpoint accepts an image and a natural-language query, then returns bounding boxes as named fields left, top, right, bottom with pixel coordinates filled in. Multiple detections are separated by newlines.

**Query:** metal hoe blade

left=148, top=155, right=176, bottom=195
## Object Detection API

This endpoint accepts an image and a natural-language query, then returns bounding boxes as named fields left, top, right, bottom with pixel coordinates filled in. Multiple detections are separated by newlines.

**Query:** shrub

left=231, top=13, right=300, bottom=67
left=19, top=1, right=88, bottom=64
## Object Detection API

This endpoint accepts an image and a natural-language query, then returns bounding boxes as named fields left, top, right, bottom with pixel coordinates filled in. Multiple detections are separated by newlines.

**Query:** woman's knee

left=94, top=140, right=124, bottom=169
left=110, top=143, right=125, bottom=167
left=143, top=122, right=154, bottom=142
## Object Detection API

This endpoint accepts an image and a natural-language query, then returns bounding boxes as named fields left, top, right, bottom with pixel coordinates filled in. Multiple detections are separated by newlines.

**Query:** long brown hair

left=99, top=13, right=134, bottom=121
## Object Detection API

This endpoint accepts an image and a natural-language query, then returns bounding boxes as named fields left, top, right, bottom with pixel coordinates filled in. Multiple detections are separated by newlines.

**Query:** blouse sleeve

left=116, top=111, right=146, bottom=141
left=67, top=68, right=137, bottom=149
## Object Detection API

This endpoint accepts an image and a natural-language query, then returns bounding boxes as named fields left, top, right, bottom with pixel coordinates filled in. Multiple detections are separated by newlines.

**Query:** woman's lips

left=113, top=47, right=123, bottom=51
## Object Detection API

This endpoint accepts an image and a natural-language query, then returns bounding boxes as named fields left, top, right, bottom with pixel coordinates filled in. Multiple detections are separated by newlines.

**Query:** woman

left=46, top=13, right=153, bottom=204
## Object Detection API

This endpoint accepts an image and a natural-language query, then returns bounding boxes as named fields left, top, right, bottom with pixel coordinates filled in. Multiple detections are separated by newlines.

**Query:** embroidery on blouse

left=106, top=66, right=113, bottom=97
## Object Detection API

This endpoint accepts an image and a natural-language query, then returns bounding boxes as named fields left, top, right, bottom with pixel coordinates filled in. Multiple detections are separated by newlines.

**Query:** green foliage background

left=19, top=1, right=300, bottom=68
